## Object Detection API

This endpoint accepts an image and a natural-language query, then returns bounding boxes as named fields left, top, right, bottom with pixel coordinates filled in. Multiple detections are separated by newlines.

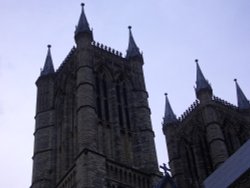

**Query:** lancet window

left=115, top=78, right=131, bottom=132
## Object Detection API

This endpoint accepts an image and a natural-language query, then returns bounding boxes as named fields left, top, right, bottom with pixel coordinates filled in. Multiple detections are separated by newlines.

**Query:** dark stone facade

left=163, top=66, right=250, bottom=188
left=31, top=5, right=161, bottom=188
left=31, top=4, right=250, bottom=188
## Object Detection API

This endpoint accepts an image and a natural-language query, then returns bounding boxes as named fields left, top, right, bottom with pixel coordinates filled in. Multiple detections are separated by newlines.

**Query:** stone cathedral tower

left=163, top=60, right=250, bottom=188
left=31, top=4, right=160, bottom=188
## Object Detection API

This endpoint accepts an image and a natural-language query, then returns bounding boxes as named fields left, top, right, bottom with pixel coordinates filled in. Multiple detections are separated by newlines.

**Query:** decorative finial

left=160, top=163, right=171, bottom=176
left=234, top=78, right=237, bottom=82
left=164, top=93, right=168, bottom=96
left=41, top=44, right=54, bottom=76
left=81, top=3, right=85, bottom=7
left=195, top=59, right=198, bottom=63
left=128, top=26, right=132, bottom=30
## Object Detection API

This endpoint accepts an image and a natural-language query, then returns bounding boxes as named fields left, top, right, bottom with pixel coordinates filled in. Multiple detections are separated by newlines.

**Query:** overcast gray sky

left=0, top=0, right=250, bottom=187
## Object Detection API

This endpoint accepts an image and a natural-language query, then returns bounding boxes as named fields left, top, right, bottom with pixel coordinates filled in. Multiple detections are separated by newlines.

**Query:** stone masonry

left=31, top=4, right=161, bottom=188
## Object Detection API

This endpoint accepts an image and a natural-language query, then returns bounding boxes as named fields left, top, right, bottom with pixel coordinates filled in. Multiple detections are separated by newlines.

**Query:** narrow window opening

left=190, top=147, right=199, bottom=183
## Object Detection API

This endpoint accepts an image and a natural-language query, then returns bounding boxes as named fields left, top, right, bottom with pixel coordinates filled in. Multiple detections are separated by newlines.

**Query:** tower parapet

left=212, top=96, right=238, bottom=109
left=178, top=99, right=200, bottom=122
left=91, top=41, right=123, bottom=57
left=56, top=47, right=76, bottom=73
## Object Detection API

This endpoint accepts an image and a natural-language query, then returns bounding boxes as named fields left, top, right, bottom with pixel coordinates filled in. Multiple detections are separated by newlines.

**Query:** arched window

left=198, top=136, right=213, bottom=175
left=95, top=73, right=110, bottom=123
left=180, top=139, right=198, bottom=187
left=222, top=120, right=241, bottom=155
left=186, top=145, right=198, bottom=183
left=115, top=79, right=131, bottom=131
left=224, top=128, right=240, bottom=155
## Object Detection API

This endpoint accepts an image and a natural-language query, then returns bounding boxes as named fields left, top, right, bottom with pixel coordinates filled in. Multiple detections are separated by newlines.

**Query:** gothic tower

left=163, top=60, right=250, bottom=188
left=31, top=4, right=160, bottom=188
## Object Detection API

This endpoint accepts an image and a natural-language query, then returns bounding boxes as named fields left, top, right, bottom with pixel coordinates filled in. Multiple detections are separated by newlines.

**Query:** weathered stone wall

left=31, top=75, right=55, bottom=188
left=32, top=32, right=160, bottom=188
left=164, top=99, right=250, bottom=188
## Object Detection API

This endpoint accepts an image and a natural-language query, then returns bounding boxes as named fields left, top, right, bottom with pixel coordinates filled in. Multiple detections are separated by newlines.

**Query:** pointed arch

left=94, top=64, right=113, bottom=122
left=54, top=73, right=76, bottom=178
left=94, top=63, right=116, bottom=158
left=178, top=124, right=213, bottom=187
left=178, top=138, right=195, bottom=187
left=114, top=71, right=133, bottom=131
left=222, top=118, right=241, bottom=155
left=114, top=70, right=134, bottom=89
left=238, top=123, right=250, bottom=144
left=191, top=126, right=213, bottom=177
left=94, top=63, right=113, bottom=81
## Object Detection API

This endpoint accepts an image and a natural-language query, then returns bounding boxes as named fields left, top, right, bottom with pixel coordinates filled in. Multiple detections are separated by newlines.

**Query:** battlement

left=56, top=47, right=76, bottom=73
left=91, top=41, right=123, bottom=58
left=178, top=99, right=200, bottom=122
left=55, top=42, right=124, bottom=74
left=178, top=96, right=238, bottom=122
left=212, top=95, right=238, bottom=110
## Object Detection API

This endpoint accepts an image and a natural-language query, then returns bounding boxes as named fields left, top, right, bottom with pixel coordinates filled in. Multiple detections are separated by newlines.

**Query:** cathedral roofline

left=178, top=95, right=242, bottom=123
left=91, top=41, right=123, bottom=58
left=56, top=46, right=76, bottom=73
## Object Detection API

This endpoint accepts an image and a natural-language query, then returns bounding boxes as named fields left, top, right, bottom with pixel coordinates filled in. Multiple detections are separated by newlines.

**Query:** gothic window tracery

left=222, top=119, right=241, bottom=155
left=185, top=143, right=198, bottom=185
left=94, top=67, right=114, bottom=157
left=199, top=135, right=213, bottom=175
left=180, top=128, right=213, bottom=187
left=55, top=91, right=64, bottom=179
left=115, top=76, right=131, bottom=132
left=54, top=76, right=76, bottom=180
left=95, top=73, right=110, bottom=123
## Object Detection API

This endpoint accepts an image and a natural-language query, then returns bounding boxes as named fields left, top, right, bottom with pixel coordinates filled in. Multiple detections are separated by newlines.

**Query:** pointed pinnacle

left=75, top=3, right=91, bottom=35
left=234, top=79, right=250, bottom=109
left=195, top=60, right=212, bottom=92
left=163, top=93, right=177, bottom=125
left=126, top=26, right=141, bottom=59
left=41, top=44, right=55, bottom=76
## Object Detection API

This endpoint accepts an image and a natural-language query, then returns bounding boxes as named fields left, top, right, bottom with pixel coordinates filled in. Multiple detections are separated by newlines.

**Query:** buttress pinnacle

left=75, top=3, right=91, bottom=36
left=234, top=79, right=250, bottom=110
left=126, top=26, right=141, bottom=59
left=163, top=93, right=177, bottom=125
left=195, top=59, right=212, bottom=94
left=41, top=45, right=55, bottom=76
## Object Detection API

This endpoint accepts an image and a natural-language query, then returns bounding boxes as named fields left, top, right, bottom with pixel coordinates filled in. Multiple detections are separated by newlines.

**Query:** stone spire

left=195, top=60, right=212, bottom=101
left=41, top=45, right=55, bottom=76
left=126, top=26, right=141, bottom=59
left=163, top=93, right=177, bottom=125
left=195, top=59, right=212, bottom=92
left=75, top=3, right=91, bottom=36
left=234, top=79, right=250, bottom=110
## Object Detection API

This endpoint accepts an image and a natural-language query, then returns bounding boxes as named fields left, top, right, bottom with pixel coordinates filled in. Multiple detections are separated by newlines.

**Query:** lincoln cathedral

left=31, top=4, right=250, bottom=188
